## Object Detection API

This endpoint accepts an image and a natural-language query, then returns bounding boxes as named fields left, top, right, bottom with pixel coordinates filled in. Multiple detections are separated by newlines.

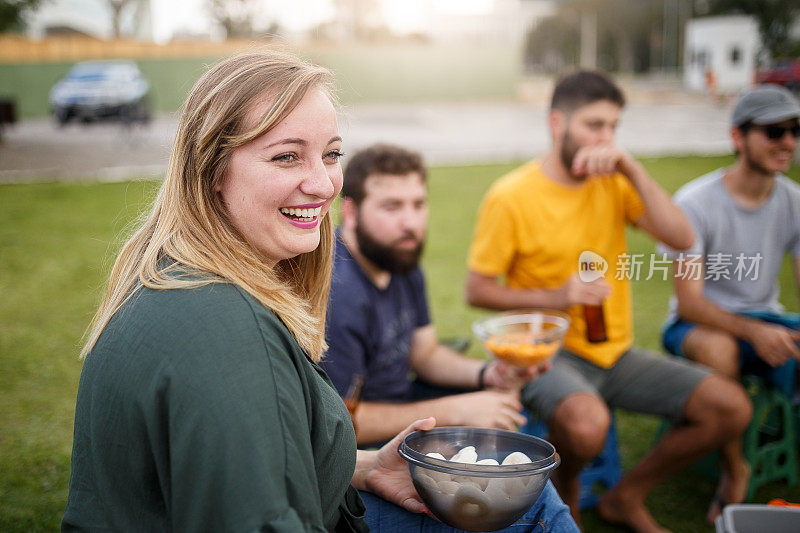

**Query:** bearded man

left=322, top=143, right=546, bottom=448
left=659, top=84, right=800, bottom=523
left=464, top=70, right=751, bottom=532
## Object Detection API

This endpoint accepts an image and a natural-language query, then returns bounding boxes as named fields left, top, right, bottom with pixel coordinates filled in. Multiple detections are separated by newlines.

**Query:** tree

left=106, top=0, right=135, bottom=38
left=525, top=0, right=675, bottom=74
left=524, top=12, right=580, bottom=72
left=334, top=0, right=382, bottom=40
left=0, top=0, right=44, bottom=33
left=207, top=0, right=259, bottom=39
left=709, top=0, right=800, bottom=58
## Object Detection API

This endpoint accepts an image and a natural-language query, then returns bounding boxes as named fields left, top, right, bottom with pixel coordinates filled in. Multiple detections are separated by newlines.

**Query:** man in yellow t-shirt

left=466, top=70, right=751, bottom=532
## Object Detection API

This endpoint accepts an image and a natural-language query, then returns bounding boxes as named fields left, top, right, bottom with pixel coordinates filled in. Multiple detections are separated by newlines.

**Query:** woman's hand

left=360, top=417, right=436, bottom=514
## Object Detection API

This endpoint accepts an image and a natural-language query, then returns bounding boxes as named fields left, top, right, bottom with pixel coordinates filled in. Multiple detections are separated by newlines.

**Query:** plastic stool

left=744, top=377, right=798, bottom=498
left=767, top=358, right=797, bottom=398
left=655, top=376, right=798, bottom=499
left=520, top=411, right=622, bottom=509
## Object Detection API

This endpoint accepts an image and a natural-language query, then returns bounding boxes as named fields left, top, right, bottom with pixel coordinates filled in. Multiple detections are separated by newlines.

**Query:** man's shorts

left=520, top=347, right=711, bottom=425
left=662, top=311, right=799, bottom=396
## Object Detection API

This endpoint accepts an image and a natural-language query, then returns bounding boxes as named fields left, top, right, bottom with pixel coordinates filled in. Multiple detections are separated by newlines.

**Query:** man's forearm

left=625, top=159, right=694, bottom=250
left=677, top=294, right=756, bottom=340
left=354, top=399, right=458, bottom=446
left=412, top=345, right=483, bottom=390
left=465, top=274, right=565, bottom=311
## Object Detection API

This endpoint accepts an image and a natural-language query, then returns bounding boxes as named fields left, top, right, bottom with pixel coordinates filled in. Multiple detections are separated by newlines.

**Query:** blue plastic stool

left=520, top=410, right=622, bottom=509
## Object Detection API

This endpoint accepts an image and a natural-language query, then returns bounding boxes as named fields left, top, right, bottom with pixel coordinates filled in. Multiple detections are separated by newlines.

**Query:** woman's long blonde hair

left=82, top=49, right=336, bottom=361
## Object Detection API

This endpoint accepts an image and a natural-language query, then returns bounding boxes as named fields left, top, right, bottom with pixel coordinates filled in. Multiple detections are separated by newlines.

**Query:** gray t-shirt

left=660, top=168, right=800, bottom=323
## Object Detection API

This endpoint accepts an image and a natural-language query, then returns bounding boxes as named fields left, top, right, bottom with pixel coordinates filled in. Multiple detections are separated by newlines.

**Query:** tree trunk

left=109, top=0, right=131, bottom=39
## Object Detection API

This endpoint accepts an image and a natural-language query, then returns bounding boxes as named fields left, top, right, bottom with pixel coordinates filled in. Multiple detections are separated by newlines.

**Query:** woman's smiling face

left=217, top=88, right=343, bottom=266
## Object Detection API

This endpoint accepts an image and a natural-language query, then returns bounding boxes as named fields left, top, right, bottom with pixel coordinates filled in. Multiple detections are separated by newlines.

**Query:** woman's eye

left=272, top=153, right=297, bottom=163
left=324, top=150, right=344, bottom=163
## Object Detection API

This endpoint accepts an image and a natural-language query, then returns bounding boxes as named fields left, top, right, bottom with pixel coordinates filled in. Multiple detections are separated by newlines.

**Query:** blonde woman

left=62, top=50, right=574, bottom=532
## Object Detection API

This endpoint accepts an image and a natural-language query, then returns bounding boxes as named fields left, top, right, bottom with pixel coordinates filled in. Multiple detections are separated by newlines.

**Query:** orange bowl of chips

left=472, top=310, right=570, bottom=368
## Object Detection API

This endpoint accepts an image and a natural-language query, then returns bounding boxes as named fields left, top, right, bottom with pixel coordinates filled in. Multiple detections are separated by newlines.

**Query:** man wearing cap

left=660, top=84, right=800, bottom=522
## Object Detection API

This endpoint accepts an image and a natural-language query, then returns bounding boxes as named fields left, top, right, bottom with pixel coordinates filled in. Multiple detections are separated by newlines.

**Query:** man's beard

left=741, top=141, right=777, bottom=177
left=559, top=128, right=581, bottom=176
left=355, top=221, right=424, bottom=276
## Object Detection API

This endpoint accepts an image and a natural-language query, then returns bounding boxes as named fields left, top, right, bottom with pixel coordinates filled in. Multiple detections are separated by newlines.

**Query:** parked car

left=49, top=60, right=151, bottom=125
left=0, top=97, right=16, bottom=142
left=755, top=59, right=800, bottom=92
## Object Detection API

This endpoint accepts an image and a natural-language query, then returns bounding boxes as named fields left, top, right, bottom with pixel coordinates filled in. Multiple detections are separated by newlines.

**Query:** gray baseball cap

left=732, top=84, right=800, bottom=127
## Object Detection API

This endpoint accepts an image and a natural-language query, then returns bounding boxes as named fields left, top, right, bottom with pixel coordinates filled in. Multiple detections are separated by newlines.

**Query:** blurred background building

left=684, top=15, right=759, bottom=93
left=0, top=0, right=798, bottom=120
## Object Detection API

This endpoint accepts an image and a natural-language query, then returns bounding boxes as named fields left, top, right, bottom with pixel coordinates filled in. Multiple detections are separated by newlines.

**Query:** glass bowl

left=472, top=310, right=570, bottom=368
left=398, top=427, right=560, bottom=531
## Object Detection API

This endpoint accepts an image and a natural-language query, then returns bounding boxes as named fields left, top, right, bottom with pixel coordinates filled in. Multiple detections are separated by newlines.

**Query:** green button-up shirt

left=63, top=281, right=366, bottom=532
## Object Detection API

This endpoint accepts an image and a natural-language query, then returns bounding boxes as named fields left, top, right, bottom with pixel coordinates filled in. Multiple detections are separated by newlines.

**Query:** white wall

left=684, top=15, right=759, bottom=93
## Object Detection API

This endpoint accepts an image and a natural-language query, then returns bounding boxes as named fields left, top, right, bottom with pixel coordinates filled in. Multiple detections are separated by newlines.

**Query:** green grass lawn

left=1, top=155, right=799, bottom=531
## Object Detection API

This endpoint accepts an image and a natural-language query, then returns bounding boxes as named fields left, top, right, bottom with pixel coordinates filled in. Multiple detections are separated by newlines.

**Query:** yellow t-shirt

left=468, top=160, right=645, bottom=368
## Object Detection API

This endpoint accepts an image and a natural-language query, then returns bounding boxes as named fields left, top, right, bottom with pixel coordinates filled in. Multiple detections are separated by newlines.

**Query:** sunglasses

left=750, top=123, right=800, bottom=140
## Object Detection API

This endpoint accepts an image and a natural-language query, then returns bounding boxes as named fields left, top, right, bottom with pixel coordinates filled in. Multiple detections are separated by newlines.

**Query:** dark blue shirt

left=322, top=232, right=430, bottom=402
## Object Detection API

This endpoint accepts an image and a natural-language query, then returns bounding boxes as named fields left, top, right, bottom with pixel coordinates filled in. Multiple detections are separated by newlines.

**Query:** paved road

left=0, top=100, right=734, bottom=183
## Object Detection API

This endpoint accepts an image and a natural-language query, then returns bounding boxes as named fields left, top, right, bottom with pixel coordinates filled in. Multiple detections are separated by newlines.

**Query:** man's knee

left=550, top=393, right=610, bottom=459
left=685, top=375, right=752, bottom=436
left=683, top=326, right=740, bottom=376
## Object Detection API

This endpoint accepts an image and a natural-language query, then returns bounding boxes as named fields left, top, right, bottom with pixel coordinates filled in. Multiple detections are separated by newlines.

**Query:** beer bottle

left=344, top=374, right=364, bottom=435
left=584, top=303, right=608, bottom=343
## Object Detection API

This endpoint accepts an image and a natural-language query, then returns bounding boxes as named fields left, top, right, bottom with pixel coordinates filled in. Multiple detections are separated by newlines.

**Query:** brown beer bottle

left=344, top=374, right=364, bottom=435
left=584, top=303, right=608, bottom=343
